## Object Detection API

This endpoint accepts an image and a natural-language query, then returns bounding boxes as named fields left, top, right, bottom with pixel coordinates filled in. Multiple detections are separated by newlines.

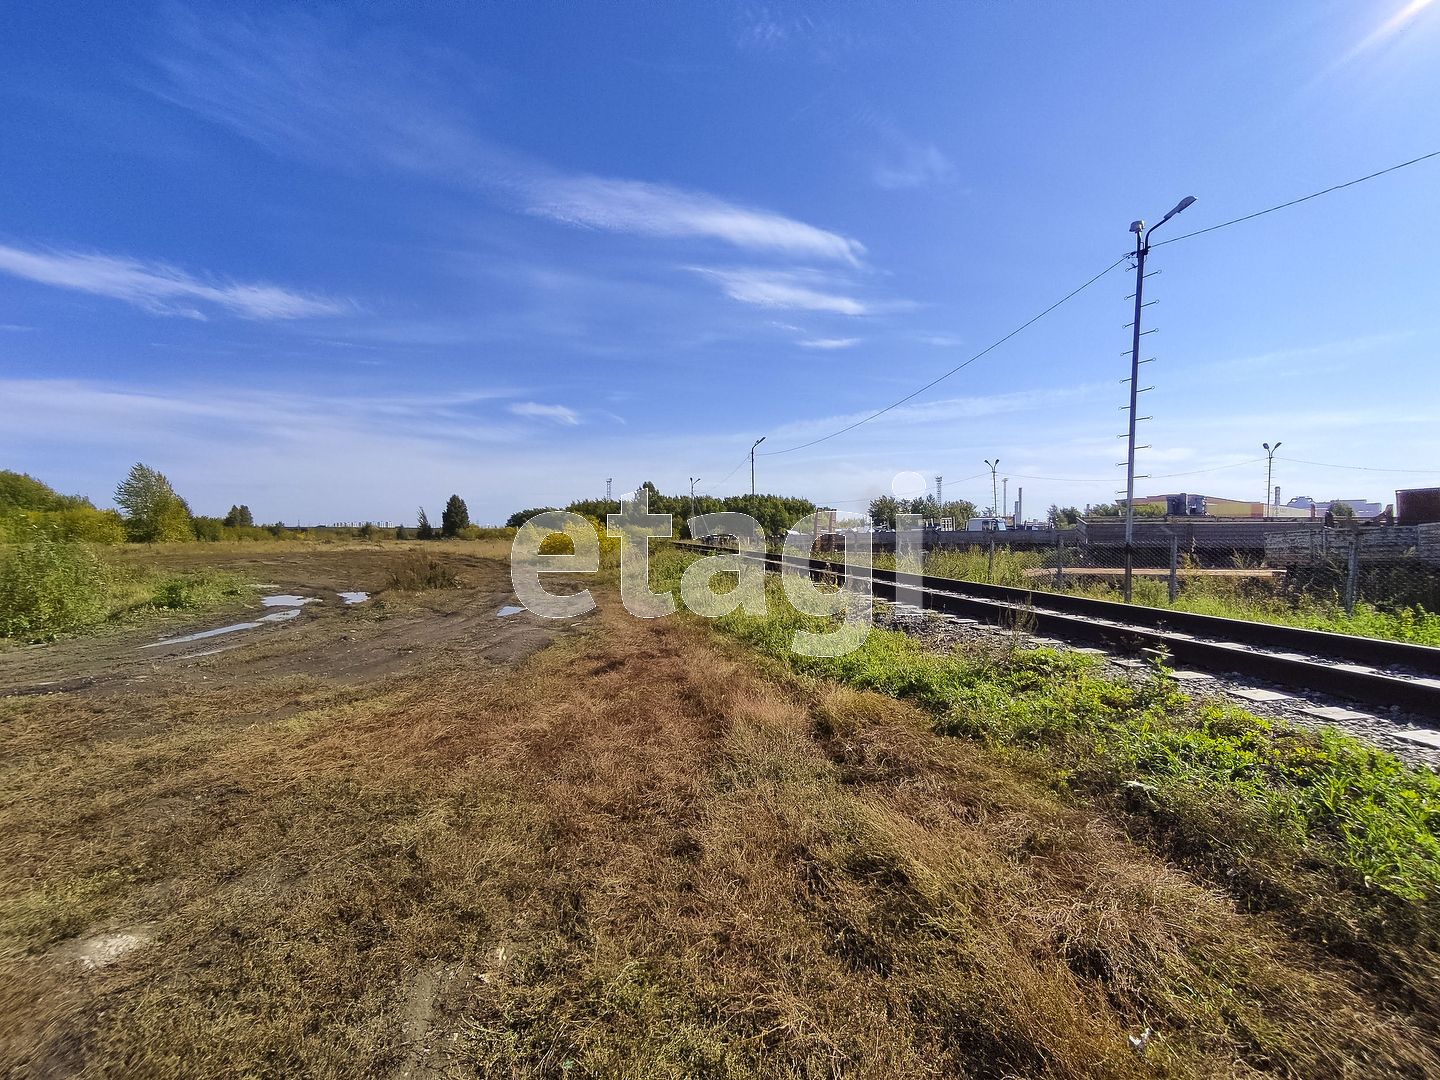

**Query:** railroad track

left=675, top=542, right=1440, bottom=723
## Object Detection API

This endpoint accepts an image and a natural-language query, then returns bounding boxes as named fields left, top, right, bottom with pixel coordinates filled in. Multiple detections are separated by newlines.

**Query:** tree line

left=508, top=482, right=818, bottom=539
left=866, top=494, right=980, bottom=530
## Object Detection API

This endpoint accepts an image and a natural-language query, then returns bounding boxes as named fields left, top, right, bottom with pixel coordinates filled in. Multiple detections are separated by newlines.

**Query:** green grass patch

left=651, top=545, right=1440, bottom=905
left=0, top=517, right=112, bottom=640
left=1, top=514, right=246, bottom=640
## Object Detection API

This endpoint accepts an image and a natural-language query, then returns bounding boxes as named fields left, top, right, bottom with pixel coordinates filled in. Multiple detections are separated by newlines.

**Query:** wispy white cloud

left=0, top=244, right=344, bottom=319
left=697, top=269, right=867, bottom=314
left=154, top=16, right=866, bottom=266
left=799, top=337, right=860, bottom=349
left=509, top=401, right=580, bottom=425
left=526, top=175, right=864, bottom=264
left=873, top=142, right=954, bottom=190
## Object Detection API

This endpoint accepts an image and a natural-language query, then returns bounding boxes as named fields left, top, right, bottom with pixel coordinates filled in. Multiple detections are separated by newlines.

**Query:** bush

left=534, top=515, right=618, bottom=559
left=0, top=520, right=111, bottom=640
left=0, top=470, right=91, bottom=513
left=52, top=507, right=127, bottom=544
left=5, top=506, right=126, bottom=545
left=150, top=573, right=243, bottom=610
left=385, top=552, right=457, bottom=591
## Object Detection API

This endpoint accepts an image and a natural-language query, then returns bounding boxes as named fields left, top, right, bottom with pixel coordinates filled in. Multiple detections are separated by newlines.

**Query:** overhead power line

left=715, top=148, right=1440, bottom=487
left=1154, top=148, right=1440, bottom=247
left=1278, top=455, right=1438, bottom=475
left=699, top=146, right=1440, bottom=489
left=761, top=256, right=1130, bottom=456
left=706, top=451, right=753, bottom=492
left=1002, top=458, right=1267, bottom=485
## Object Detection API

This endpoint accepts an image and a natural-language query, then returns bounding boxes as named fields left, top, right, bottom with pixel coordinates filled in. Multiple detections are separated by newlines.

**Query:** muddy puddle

left=497, top=605, right=525, bottom=617
left=140, top=595, right=324, bottom=650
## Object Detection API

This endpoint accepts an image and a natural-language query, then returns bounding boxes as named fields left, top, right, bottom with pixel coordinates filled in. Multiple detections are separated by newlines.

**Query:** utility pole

left=936, top=476, right=943, bottom=508
left=689, top=477, right=700, bottom=534
left=1123, top=194, right=1197, bottom=602
left=749, top=437, right=765, bottom=496
left=984, top=459, right=999, bottom=518
left=1263, top=442, right=1281, bottom=517
left=606, top=478, right=612, bottom=501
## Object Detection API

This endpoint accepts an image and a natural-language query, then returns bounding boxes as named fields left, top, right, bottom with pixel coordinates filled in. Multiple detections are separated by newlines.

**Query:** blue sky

left=1, top=1, right=1437, bottom=525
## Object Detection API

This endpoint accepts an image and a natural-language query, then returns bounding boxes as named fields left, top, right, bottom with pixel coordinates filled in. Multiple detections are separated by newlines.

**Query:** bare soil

left=0, top=542, right=572, bottom=700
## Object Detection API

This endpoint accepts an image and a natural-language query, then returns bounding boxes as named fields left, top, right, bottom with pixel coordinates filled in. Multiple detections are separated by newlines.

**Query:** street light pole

left=1263, top=442, right=1281, bottom=517
left=1123, top=194, right=1197, bottom=603
left=984, top=459, right=999, bottom=518
left=749, top=437, right=765, bottom=496
left=689, top=477, right=700, bottom=534
left=1003, top=477, right=1009, bottom=523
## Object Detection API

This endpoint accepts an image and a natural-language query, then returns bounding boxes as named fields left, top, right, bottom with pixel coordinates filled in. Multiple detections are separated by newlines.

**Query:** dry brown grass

left=384, top=551, right=460, bottom=591
left=2, top=578, right=1438, bottom=1077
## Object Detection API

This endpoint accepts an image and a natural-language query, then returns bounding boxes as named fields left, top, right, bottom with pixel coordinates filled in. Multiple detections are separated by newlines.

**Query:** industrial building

left=1130, top=493, right=1311, bottom=519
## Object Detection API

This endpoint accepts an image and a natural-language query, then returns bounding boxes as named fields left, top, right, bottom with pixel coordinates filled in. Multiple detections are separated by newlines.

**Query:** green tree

left=224, top=504, right=254, bottom=527
left=506, top=506, right=560, bottom=528
left=868, top=495, right=900, bottom=529
left=1049, top=505, right=1081, bottom=527
left=939, top=499, right=977, bottom=526
left=114, top=464, right=193, bottom=543
left=416, top=507, right=434, bottom=540
left=441, top=495, right=470, bottom=537
left=0, top=471, right=91, bottom=513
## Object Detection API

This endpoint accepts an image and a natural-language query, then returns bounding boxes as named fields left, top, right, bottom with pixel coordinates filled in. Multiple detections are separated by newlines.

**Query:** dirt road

left=0, top=543, right=574, bottom=701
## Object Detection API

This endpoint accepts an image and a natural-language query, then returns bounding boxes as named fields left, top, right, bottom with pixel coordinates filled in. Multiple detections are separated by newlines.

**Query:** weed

left=386, top=551, right=459, bottom=591
left=0, top=519, right=111, bottom=640
left=148, top=572, right=245, bottom=610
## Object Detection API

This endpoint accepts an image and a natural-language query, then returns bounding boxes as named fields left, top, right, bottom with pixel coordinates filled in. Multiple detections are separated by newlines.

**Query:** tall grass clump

left=385, top=552, right=458, bottom=591
left=0, top=517, right=111, bottom=640
left=145, top=572, right=246, bottom=611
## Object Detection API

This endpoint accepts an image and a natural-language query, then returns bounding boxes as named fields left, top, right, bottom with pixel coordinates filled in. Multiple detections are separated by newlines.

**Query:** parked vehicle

left=965, top=517, right=1007, bottom=532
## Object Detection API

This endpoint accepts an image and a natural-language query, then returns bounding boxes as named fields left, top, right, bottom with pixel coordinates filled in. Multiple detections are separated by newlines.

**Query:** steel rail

left=674, top=542, right=1440, bottom=721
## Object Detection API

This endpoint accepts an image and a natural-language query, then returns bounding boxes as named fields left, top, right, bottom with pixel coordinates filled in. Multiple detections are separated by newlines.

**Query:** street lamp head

left=1129, top=220, right=1145, bottom=234
left=1166, top=195, right=1197, bottom=219
left=1263, top=442, right=1270, bottom=451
